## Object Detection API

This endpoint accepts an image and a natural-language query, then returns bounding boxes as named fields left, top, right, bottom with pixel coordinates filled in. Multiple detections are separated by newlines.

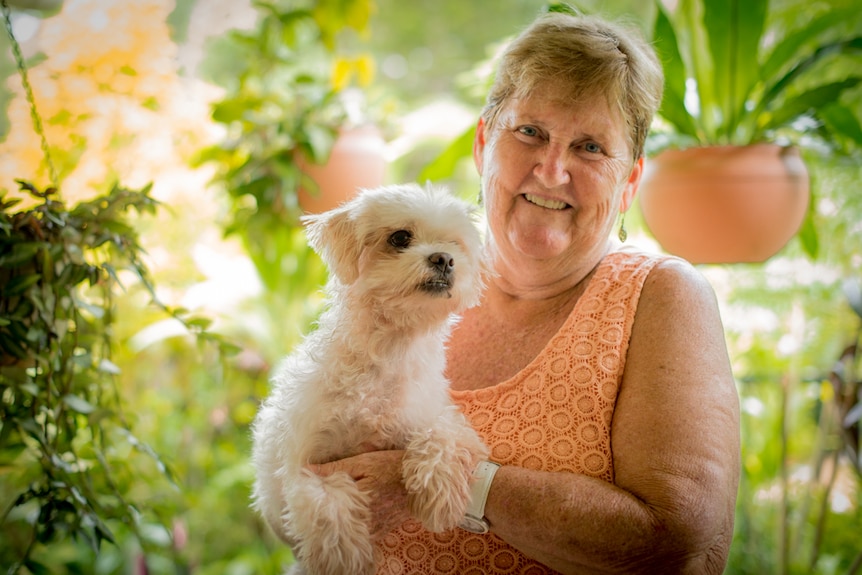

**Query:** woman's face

left=474, top=92, right=642, bottom=269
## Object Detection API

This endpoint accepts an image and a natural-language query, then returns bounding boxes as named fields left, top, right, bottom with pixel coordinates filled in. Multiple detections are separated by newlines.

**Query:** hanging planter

left=643, top=1, right=862, bottom=261
left=638, top=144, right=810, bottom=264
left=296, top=124, right=387, bottom=214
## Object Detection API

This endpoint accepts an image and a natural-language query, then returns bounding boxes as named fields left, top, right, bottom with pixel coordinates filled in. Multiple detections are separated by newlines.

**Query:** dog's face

left=302, top=183, right=486, bottom=324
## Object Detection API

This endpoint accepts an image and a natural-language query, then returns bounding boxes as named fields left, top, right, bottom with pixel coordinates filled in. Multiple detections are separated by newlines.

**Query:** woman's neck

left=486, top=239, right=612, bottom=303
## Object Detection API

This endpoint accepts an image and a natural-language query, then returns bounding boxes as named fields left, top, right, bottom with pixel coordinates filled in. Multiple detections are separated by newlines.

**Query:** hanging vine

left=0, top=2, right=232, bottom=572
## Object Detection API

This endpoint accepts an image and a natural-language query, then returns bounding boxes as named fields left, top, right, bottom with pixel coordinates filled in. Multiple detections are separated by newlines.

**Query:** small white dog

left=251, top=183, right=489, bottom=575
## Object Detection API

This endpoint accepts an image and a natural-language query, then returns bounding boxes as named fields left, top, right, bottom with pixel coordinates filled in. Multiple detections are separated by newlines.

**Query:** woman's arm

left=313, top=259, right=740, bottom=574
left=483, top=258, right=740, bottom=574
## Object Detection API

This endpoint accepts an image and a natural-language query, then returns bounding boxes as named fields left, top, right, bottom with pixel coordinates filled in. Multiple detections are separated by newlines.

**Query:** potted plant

left=639, top=0, right=862, bottom=263
left=199, top=0, right=386, bottom=295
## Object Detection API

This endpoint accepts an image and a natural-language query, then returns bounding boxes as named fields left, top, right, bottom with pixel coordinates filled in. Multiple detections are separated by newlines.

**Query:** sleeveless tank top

left=376, top=249, right=664, bottom=574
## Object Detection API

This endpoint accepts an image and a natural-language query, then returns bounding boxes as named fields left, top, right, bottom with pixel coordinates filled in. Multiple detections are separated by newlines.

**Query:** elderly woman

left=313, top=11, right=741, bottom=574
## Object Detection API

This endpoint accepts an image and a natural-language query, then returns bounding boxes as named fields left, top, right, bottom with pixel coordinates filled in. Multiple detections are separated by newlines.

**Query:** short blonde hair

left=482, top=12, right=663, bottom=161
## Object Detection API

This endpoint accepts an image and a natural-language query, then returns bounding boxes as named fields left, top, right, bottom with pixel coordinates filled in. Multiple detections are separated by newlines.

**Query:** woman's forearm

left=483, top=465, right=726, bottom=575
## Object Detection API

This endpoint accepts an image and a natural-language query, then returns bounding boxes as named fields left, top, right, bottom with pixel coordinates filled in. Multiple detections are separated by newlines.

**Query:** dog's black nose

left=428, top=252, right=454, bottom=274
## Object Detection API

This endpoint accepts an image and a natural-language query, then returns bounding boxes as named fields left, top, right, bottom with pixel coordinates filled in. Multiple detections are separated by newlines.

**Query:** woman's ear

left=473, top=117, right=486, bottom=177
left=620, top=156, right=644, bottom=212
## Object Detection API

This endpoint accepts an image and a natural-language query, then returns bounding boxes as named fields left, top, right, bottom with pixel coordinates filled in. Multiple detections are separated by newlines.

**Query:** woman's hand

left=309, top=450, right=412, bottom=540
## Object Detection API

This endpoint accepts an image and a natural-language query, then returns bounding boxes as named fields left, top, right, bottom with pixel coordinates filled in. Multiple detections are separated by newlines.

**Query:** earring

left=618, top=212, right=627, bottom=242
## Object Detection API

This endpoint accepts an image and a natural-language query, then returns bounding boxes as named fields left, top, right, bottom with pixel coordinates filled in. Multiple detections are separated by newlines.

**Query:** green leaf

left=679, top=0, right=716, bottom=138
left=653, top=1, right=700, bottom=139
left=797, top=193, right=819, bottom=259
left=0, top=241, right=42, bottom=267
left=756, top=37, right=862, bottom=128
left=763, top=78, right=862, bottom=133
left=702, top=0, right=766, bottom=140
left=20, top=383, right=39, bottom=396
left=546, top=3, right=582, bottom=16
left=97, top=358, right=122, bottom=375
left=212, top=97, right=254, bottom=124
left=23, top=560, right=52, bottom=575
left=760, top=9, right=860, bottom=84
left=298, top=124, right=338, bottom=164
left=819, top=103, right=862, bottom=147
left=0, top=274, right=41, bottom=296
left=185, top=316, right=213, bottom=330
left=417, top=125, right=475, bottom=183
left=63, top=394, right=96, bottom=414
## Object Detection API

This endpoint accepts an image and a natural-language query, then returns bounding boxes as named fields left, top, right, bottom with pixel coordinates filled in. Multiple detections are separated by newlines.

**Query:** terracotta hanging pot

left=296, top=124, right=387, bottom=214
left=638, top=144, right=810, bottom=264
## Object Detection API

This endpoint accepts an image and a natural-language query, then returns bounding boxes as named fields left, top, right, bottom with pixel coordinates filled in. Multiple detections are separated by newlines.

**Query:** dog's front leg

left=286, top=468, right=377, bottom=575
left=402, top=407, right=489, bottom=532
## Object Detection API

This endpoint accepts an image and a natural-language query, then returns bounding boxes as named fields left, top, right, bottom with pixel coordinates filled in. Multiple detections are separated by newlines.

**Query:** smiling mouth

left=524, top=194, right=569, bottom=210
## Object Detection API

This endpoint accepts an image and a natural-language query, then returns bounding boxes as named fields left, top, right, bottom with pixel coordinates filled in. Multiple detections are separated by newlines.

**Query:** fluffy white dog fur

left=251, top=183, right=489, bottom=575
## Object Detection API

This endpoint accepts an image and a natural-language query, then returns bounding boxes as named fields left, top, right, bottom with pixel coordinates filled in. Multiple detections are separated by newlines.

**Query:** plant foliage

left=650, top=0, right=862, bottom=151
left=198, top=0, right=375, bottom=294
left=0, top=181, right=175, bottom=573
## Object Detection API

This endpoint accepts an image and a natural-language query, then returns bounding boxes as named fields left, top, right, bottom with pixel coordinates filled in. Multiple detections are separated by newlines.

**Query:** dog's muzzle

left=421, top=252, right=454, bottom=294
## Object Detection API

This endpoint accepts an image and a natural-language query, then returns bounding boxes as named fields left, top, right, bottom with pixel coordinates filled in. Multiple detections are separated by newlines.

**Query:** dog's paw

left=402, top=420, right=488, bottom=532
left=288, top=470, right=377, bottom=575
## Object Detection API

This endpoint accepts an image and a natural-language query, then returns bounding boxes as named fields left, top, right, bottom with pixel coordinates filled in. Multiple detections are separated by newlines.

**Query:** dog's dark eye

left=388, top=230, right=412, bottom=249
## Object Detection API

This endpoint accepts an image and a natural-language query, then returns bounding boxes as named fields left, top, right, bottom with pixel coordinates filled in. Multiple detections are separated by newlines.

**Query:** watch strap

left=459, top=460, right=500, bottom=533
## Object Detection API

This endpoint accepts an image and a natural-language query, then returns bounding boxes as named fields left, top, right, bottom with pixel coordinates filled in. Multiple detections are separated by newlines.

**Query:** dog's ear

left=301, top=205, right=362, bottom=285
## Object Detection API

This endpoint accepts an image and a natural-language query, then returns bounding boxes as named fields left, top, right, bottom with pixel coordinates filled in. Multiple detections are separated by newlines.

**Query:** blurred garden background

left=0, top=0, right=860, bottom=573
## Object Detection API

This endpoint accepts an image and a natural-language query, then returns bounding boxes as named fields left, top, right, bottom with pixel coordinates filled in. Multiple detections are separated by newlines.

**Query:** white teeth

left=525, top=194, right=567, bottom=210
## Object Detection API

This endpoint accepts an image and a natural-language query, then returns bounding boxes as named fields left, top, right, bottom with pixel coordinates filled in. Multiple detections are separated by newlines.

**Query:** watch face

left=459, top=515, right=489, bottom=534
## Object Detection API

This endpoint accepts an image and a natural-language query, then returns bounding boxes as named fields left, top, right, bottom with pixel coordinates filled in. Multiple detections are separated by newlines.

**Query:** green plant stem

left=809, top=445, right=840, bottom=571
left=780, top=373, right=790, bottom=575
left=0, top=0, right=59, bottom=188
left=6, top=532, right=35, bottom=575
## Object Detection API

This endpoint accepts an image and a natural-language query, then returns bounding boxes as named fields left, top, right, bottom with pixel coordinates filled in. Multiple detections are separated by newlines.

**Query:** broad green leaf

left=653, top=2, right=700, bottom=139
left=761, top=8, right=860, bottom=84
left=418, top=125, right=475, bottom=183
left=679, top=0, right=716, bottom=138
left=0, top=332, right=30, bottom=359
left=97, top=358, right=122, bottom=375
left=63, top=394, right=96, bottom=414
left=19, top=383, right=39, bottom=396
left=547, top=3, right=582, bottom=15
left=702, top=0, right=767, bottom=139
left=23, top=560, right=51, bottom=575
left=819, top=103, right=862, bottom=147
left=797, top=196, right=819, bottom=260
left=762, top=78, right=862, bottom=133
left=757, top=37, right=862, bottom=125
left=1, top=274, right=41, bottom=296
left=185, top=316, right=213, bottom=330
left=298, top=124, right=338, bottom=164
left=0, top=242, right=42, bottom=267
left=701, top=0, right=731, bottom=137
left=212, top=98, right=253, bottom=124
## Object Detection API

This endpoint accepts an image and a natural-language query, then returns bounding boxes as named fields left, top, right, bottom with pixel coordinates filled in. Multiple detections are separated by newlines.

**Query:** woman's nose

left=533, top=144, right=571, bottom=187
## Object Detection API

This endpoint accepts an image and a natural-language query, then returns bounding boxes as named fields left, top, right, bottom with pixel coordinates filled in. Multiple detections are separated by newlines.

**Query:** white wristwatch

left=459, top=461, right=501, bottom=534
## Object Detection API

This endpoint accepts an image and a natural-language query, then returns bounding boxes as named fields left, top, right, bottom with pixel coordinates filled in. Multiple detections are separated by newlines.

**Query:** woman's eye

left=388, top=230, right=412, bottom=249
left=518, top=126, right=539, bottom=138
left=584, top=142, right=602, bottom=154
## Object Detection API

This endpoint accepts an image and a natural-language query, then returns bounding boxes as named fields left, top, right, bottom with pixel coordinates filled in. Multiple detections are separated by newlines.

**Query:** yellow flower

left=330, top=54, right=376, bottom=91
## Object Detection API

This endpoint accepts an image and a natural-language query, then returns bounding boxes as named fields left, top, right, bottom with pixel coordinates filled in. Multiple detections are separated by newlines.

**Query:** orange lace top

left=376, top=249, right=664, bottom=574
